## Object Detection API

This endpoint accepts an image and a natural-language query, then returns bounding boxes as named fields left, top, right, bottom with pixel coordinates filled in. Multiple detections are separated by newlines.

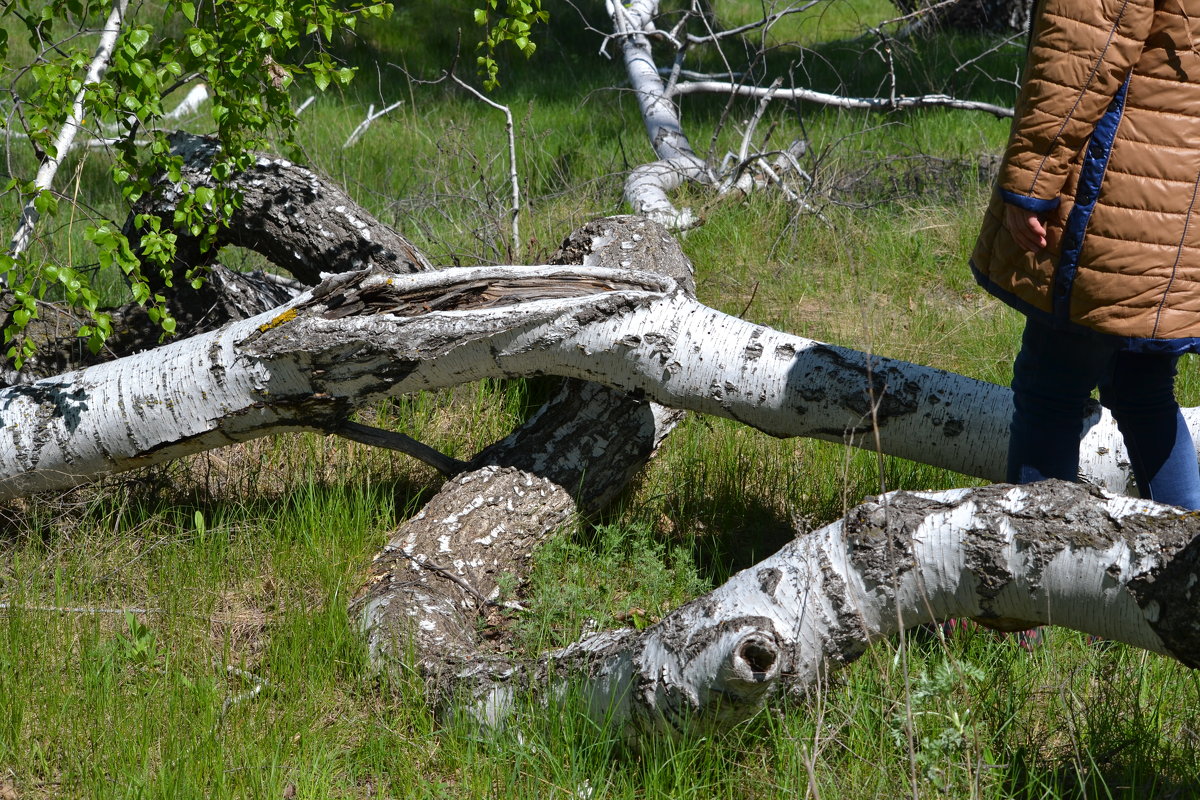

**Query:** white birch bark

left=352, top=216, right=692, bottom=678
left=669, top=80, right=1013, bottom=117
left=607, top=0, right=1016, bottom=227
left=608, top=0, right=709, bottom=228
left=0, top=259, right=1150, bottom=500
left=445, top=481, right=1200, bottom=736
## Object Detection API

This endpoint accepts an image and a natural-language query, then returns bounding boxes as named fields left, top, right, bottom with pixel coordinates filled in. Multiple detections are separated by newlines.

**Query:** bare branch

left=342, top=100, right=405, bottom=148
left=335, top=420, right=468, bottom=476
left=670, top=80, right=1013, bottom=117
left=447, top=74, right=521, bottom=260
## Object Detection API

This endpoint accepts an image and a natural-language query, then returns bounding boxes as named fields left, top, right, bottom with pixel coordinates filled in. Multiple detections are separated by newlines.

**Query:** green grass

left=5, top=0, right=1200, bottom=797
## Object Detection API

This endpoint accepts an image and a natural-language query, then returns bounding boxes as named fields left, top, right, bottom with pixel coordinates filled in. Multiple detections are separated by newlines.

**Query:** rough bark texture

left=5, top=211, right=1200, bottom=740
left=351, top=216, right=692, bottom=692
left=0, top=241, right=1180, bottom=501
left=384, top=481, right=1200, bottom=739
left=134, top=132, right=433, bottom=287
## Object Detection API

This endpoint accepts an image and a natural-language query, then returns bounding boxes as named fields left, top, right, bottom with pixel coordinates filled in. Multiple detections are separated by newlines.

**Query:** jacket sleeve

left=997, top=0, right=1156, bottom=212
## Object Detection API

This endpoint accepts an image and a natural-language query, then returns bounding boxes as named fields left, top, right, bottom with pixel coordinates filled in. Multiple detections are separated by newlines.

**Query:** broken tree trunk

left=428, top=480, right=1200, bottom=736
left=4, top=215, right=1200, bottom=739
left=0, top=222, right=1171, bottom=501
left=351, top=215, right=693, bottom=682
left=2, top=133, right=431, bottom=386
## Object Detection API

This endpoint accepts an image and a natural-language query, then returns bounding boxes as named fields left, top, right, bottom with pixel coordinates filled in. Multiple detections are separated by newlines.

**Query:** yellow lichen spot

left=257, top=308, right=299, bottom=332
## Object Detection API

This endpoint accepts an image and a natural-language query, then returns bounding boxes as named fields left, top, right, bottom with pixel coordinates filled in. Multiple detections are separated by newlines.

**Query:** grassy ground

left=4, top=1, right=1200, bottom=797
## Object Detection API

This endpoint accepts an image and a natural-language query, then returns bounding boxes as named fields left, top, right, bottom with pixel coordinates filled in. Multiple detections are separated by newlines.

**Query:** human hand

left=1004, top=203, right=1048, bottom=252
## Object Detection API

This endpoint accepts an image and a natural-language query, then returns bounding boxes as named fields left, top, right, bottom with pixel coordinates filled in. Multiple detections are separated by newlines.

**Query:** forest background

left=2, top=0, right=1198, bottom=797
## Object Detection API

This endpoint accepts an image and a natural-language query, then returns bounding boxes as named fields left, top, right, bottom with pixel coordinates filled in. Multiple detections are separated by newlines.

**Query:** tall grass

left=4, top=0, right=1200, bottom=797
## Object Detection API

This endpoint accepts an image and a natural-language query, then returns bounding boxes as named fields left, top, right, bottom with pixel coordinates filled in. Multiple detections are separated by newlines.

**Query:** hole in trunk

left=739, top=640, right=777, bottom=677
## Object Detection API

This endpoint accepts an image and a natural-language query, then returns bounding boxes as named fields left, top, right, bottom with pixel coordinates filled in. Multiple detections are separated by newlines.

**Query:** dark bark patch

left=843, top=497, right=926, bottom=590
left=816, top=546, right=869, bottom=666
left=2, top=381, right=91, bottom=433
left=680, top=615, right=779, bottom=664
left=757, top=567, right=782, bottom=597
left=1125, top=515, right=1200, bottom=668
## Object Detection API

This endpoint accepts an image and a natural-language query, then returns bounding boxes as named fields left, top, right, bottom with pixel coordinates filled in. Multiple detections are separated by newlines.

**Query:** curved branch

left=353, top=215, right=692, bottom=680
left=334, top=421, right=467, bottom=476
left=0, top=255, right=1161, bottom=501
left=132, top=132, right=433, bottom=287
left=446, top=481, right=1200, bottom=736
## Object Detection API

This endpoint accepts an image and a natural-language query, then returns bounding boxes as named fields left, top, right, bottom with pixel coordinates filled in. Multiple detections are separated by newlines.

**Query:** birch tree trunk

left=434, top=480, right=1200, bottom=737
left=351, top=215, right=693, bottom=686
left=0, top=235, right=1159, bottom=500
left=609, top=0, right=710, bottom=228
left=608, top=0, right=1015, bottom=227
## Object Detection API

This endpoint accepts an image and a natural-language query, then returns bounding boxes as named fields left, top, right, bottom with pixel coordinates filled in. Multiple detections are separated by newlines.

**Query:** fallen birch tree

left=373, top=479, right=1200, bottom=736
left=4, top=142, right=1200, bottom=740
left=606, top=0, right=1015, bottom=227
left=0, top=226, right=1160, bottom=501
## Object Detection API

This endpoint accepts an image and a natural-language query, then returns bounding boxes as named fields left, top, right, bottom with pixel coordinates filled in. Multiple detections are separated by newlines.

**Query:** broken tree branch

left=669, top=80, right=1013, bottom=117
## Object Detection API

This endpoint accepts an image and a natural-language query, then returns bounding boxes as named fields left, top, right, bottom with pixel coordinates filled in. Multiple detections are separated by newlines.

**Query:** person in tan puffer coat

left=972, top=0, right=1200, bottom=507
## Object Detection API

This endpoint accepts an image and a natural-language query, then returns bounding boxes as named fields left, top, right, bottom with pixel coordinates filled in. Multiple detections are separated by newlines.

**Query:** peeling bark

left=352, top=216, right=691, bottom=685
left=0, top=234, right=1171, bottom=501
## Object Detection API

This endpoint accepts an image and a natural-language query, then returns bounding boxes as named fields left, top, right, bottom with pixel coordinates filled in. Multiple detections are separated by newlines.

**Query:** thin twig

left=215, top=663, right=272, bottom=726
left=682, top=0, right=823, bottom=44
left=447, top=73, right=520, bottom=260
left=334, top=420, right=468, bottom=476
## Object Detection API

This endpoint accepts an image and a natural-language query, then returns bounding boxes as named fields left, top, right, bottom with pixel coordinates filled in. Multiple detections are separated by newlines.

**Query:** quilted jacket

left=971, top=0, right=1200, bottom=351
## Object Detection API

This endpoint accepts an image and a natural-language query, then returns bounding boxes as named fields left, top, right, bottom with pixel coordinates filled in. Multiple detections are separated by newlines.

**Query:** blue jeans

left=1008, top=317, right=1200, bottom=509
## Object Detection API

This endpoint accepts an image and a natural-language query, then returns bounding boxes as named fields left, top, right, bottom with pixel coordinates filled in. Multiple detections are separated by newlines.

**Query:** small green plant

left=890, top=654, right=988, bottom=791
left=118, top=610, right=159, bottom=669
left=512, top=520, right=710, bottom=652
